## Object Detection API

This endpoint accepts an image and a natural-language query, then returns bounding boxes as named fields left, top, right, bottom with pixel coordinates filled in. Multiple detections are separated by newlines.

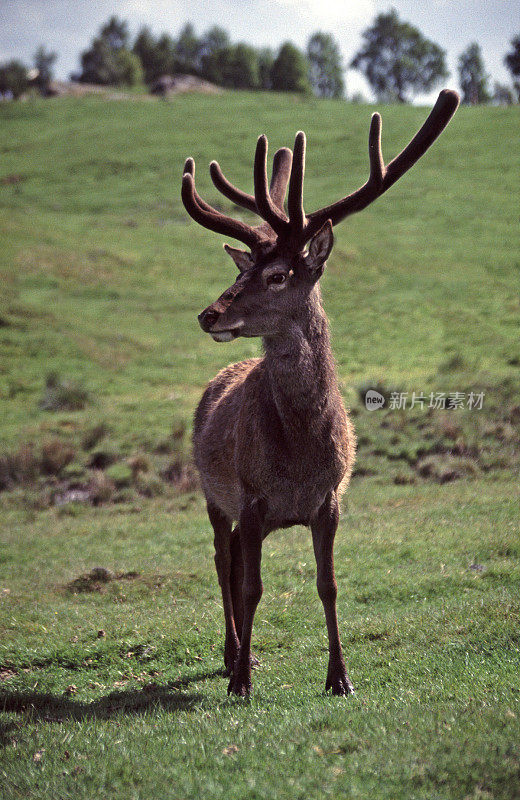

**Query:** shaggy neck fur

left=262, top=284, right=341, bottom=433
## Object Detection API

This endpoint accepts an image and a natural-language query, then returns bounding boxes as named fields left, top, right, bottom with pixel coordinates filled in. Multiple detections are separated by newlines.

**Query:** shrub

left=162, top=459, right=199, bottom=493
left=40, top=439, right=76, bottom=475
left=134, top=471, right=164, bottom=498
left=0, top=444, right=39, bottom=489
left=88, top=470, right=115, bottom=504
left=82, top=423, right=109, bottom=451
left=39, top=372, right=89, bottom=412
left=415, top=455, right=479, bottom=483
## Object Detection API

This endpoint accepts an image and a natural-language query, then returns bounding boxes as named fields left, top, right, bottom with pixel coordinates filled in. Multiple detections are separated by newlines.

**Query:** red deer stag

left=181, top=89, right=459, bottom=696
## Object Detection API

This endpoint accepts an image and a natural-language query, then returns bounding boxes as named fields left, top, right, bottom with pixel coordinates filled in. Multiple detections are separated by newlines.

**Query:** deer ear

left=224, top=244, right=254, bottom=273
left=303, top=220, right=334, bottom=277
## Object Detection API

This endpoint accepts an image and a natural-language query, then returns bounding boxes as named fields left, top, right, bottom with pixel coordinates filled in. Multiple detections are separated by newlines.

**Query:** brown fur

left=183, top=96, right=459, bottom=695
left=193, top=287, right=355, bottom=527
left=193, top=241, right=357, bottom=696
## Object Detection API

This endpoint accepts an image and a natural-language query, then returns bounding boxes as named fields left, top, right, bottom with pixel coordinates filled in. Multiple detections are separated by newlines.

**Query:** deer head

left=182, top=89, right=459, bottom=343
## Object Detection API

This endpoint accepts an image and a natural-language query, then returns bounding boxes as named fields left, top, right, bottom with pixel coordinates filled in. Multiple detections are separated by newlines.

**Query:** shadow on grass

left=0, top=668, right=222, bottom=737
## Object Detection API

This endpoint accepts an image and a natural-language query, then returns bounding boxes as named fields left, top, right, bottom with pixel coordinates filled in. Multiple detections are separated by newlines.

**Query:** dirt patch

left=44, top=77, right=222, bottom=101
left=65, top=568, right=140, bottom=594
left=1, top=174, right=26, bottom=186
left=149, top=74, right=222, bottom=97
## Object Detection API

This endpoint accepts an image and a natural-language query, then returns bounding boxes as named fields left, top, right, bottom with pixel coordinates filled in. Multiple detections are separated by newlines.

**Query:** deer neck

left=262, top=286, right=340, bottom=427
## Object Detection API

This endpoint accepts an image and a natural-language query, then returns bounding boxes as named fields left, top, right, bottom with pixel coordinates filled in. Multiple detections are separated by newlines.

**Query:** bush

left=39, top=372, right=89, bottom=412
left=0, top=60, right=29, bottom=99
left=0, top=444, right=39, bottom=489
left=135, top=471, right=164, bottom=498
left=416, top=455, right=479, bottom=483
left=88, top=470, right=115, bottom=505
left=40, top=439, right=76, bottom=475
left=81, top=423, right=109, bottom=451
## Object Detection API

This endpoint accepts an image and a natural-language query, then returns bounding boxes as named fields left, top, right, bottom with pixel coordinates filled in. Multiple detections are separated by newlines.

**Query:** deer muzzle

left=198, top=306, right=244, bottom=342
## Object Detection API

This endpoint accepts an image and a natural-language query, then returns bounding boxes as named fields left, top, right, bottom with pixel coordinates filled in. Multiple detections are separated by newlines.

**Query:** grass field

left=0, top=91, right=519, bottom=799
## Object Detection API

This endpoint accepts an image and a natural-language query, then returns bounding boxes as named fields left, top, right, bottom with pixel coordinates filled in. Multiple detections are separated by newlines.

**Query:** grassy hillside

left=0, top=93, right=519, bottom=799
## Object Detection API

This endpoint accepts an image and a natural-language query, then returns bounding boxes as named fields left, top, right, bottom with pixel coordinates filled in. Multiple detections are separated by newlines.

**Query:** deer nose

left=198, top=307, right=220, bottom=332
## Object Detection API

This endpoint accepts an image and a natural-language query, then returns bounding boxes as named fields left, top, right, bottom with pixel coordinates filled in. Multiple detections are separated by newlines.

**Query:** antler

left=181, top=158, right=266, bottom=251
left=181, top=89, right=459, bottom=253
left=209, top=146, right=292, bottom=216
left=182, top=138, right=298, bottom=253
left=304, top=89, right=460, bottom=241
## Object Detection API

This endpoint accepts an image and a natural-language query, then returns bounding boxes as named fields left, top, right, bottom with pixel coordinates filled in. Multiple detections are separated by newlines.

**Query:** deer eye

left=266, top=272, right=287, bottom=286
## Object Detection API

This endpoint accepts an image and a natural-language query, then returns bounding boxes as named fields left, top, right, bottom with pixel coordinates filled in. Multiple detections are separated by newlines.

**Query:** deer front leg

left=229, top=527, right=244, bottom=641
left=311, top=491, right=354, bottom=696
left=207, top=502, right=240, bottom=676
left=228, top=496, right=265, bottom=696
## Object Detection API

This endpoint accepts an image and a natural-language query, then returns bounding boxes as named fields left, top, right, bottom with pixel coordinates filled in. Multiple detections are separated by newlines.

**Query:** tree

left=199, top=26, right=230, bottom=60
left=229, top=44, right=260, bottom=89
left=100, top=16, right=129, bottom=51
left=351, top=9, right=448, bottom=102
left=257, top=48, right=274, bottom=90
left=492, top=82, right=514, bottom=105
left=79, top=16, right=142, bottom=86
left=174, top=23, right=201, bottom=72
left=33, top=46, right=57, bottom=95
left=271, top=42, right=310, bottom=94
left=202, top=43, right=259, bottom=89
left=133, top=28, right=175, bottom=84
left=504, top=35, right=520, bottom=101
left=457, top=43, right=491, bottom=104
left=114, top=50, right=144, bottom=87
left=199, top=27, right=231, bottom=84
left=0, top=60, right=29, bottom=99
left=307, top=32, right=344, bottom=98
left=79, top=37, right=121, bottom=84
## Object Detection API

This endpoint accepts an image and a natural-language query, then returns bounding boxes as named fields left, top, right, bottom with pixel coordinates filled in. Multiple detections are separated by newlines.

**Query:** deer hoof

left=227, top=661, right=252, bottom=696
left=325, top=669, right=355, bottom=696
left=227, top=675, right=252, bottom=696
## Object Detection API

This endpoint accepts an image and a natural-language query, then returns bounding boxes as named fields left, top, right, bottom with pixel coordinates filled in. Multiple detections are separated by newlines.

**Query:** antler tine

left=181, top=169, right=264, bottom=250
left=269, top=147, right=293, bottom=212
left=254, top=135, right=289, bottom=237
left=287, top=131, right=306, bottom=233
left=382, top=89, right=459, bottom=192
left=368, top=113, right=385, bottom=188
left=209, top=161, right=258, bottom=215
left=306, top=89, right=460, bottom=236
left=183, top=158, right=221, bottom=215
left=210, top=147, right=293, bottom=218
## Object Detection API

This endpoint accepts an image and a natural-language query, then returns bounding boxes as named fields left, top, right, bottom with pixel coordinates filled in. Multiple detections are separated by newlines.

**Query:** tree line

left=76, top=18, right=344, bottom=98
left=1, top=11, right=520, bottom=105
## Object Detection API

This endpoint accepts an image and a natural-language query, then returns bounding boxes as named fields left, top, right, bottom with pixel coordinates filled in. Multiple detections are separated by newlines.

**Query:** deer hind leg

left=207, top=502, right=240, bottom=676
left=228, top=496, right=266, bottom=696
left=311, top=490, right=354, bottom=696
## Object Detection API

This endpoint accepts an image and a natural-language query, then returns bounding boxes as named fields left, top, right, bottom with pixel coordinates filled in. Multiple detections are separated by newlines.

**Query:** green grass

left=0, top=92, right=519, bottom=799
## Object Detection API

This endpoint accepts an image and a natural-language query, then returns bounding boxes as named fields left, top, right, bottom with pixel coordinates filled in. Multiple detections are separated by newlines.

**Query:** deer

left=181, top=89, right=459, bottom=696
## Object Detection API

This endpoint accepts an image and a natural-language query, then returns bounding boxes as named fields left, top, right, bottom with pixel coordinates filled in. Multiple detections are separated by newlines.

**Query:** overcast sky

left=1, top=0, right=518, bottom=100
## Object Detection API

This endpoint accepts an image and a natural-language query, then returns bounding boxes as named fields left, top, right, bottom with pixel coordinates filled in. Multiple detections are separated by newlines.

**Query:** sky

left=0, top=0, right=519, bottom=101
